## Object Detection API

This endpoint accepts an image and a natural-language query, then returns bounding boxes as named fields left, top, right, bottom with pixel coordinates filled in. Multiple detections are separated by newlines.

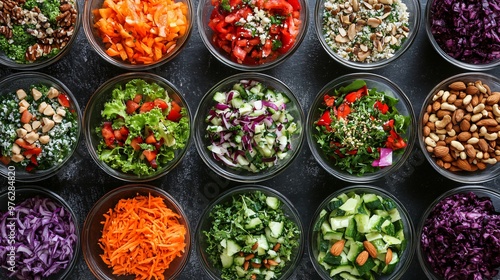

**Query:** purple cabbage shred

left=421, top=192, right=500, bottom=280
left=430, top=0, right=500, bottom=64
left=0, top=196, right=77, bottom=279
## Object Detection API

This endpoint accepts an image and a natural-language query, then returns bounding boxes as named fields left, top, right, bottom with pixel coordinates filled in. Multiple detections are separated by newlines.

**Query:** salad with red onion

left=0, top=196, right=78, bottom=279
left=204, top=80, right=299, bottom=172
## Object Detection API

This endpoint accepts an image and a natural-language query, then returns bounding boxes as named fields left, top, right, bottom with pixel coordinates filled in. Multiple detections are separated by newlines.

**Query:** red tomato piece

left=133, top=94, right=143, bottom=103
left=58, top=94, right=71, bottom=108
left=287, top=0, right=301, bottom=10
left=317, top=111, right=332, bottom=126
left=154, top=99, right=168, bottom=110
left=142, top=150, right=157, bottom=162
left=126, top=100, right=140, bottom=114
left=336, top=103, right=351, bottom=119
left=140, top=101, right=155, bottom=113
left=167, top=101, right=182, bottom=121
left=130, top=136, right=143, bottom=151
left=101, top=122, right=115, bottom=148
left=145, top=134, right=157, bottom=144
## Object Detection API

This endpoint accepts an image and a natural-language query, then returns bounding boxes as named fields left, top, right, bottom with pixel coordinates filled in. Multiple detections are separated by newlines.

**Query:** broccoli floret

left=0, top=35, right=27, bottom=62
left=40, top=0, right=62, bottom=24
left=23, top=0, right=38, bottom=10
left=12, top=25, right=35, bottom=46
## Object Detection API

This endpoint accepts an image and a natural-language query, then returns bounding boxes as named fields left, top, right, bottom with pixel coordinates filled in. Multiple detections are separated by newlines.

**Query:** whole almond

left=449, top=81, right=467, bottom=91
left=486, top=94, right=500, bottom=105
left=460, top=119, right=471, bottom=132
left=363, top=241, right=378, bottom=258
left=385, top=248, right=393, bottom=265
left=476, top=119, right=498, bottom=126
left=356, top=251, right=369, bottom=266
left=330, top=239, right=345, bottom=256
left=456, top=159, right=472, bottom=171
left=465, top=144, right=476, bottom=158
left=453, top=109, right=465, bottom=123
left=433, top=146, right=449, bottom=158
left=465, top=85, right=479, bottom=95
left=478, top=139, right=489, bottom=152
left=457, top=131, right=472, bottom=142
left=442, top=153, right=454, bottom=162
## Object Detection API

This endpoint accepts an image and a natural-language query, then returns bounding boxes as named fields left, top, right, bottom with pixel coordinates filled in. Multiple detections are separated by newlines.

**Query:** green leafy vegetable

left=204, top=191, right=301, bottom=280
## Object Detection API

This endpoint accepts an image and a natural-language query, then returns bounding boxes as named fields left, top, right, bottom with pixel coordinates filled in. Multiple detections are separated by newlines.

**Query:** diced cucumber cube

left=238, top=102, right=253, bottom=114
left=382, top=234, right=402, bottom=246
left=346, top=241, right=364, bottom=262
left=234, top=256, right=245, bottom=266
left=213, top=91, right=226, bottom=103
left=235, top=266, right=247, bottom=277
left=231, top=97, right=244, bottom=109
left=269, top=221, right=284, bottom=237
left=389, top=208, right=401, bottom=222
left=381, top=219, right=396, bottom=236
left=266, top=196, right=280, bottom=210
left=330, top=215, right=353, bottom=231
left=226, top=240, right=241, bottom=256
left=330, top=265, right=356, bottom=277
left=256, top=234, right=269, bottom=250
left=265, top=271, right=275, bottom=280
left=339, top=272, right=362, bottom=280
left=340, top=198, right=359, bottom=213
left=245, top=217, right=262, bottom=229
left=365, top=232, right=383, bottom=242
left=354, top=214, right=370, bottom=233
left=220, top=250, right=233, bottom=268
left=236, top=155, right=249, bottom=166
left=362, top=193, right=382, bottom=210
left=323, top=231, right=344, bottom=241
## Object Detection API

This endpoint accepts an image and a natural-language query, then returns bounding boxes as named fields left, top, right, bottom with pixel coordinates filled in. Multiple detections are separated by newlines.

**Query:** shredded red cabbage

left=0, top=196, right=77, bottom=279
left=421, top=192, right=500, bottom=279
left=430, top=0, right=500, bottom=64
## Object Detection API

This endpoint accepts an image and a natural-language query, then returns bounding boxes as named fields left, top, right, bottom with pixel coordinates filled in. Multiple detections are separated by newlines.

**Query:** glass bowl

left=197, top=0, right=309, bottom=71
left=83, top=72, right=191, bottom=182
left=194, top=72, right=305, bottom=183
left=418, top=72, right=500, bottom=183
left=315, top=0, right=420, bottom=70
left=417, top=186, right=500, bottom=280
left=425, top=0, right=500, bottom=71
left=0, top=0, right=80, bottom=70
left=0, top=186, right=80, bottom=279
left=0, top=72, right=82, bottom=182
left=196, top=185, right=304, bottom=280
left=83, top=0, right=193, bottom=70
left=309, top=185, right=415, bottom=280
left=306, top=73, right=416, bottom=183
left=81, top=184, right=191, bottom=280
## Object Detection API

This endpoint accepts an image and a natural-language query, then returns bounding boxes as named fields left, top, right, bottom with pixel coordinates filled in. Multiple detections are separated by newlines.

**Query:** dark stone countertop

left=1, top=0, right=500, bottom=279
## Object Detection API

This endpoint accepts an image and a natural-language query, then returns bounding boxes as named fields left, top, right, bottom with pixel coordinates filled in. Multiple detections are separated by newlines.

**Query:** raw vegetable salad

left=203, top=190, right=301, bottom=280
left=208, top=0, right=302, bottom=65
left=312, top=190, right=408, bottom=279
left=0, top=196, right=78, bottom=279
left=313, top=79, right=410, bottom=175
left=420, top=192, right=500, bottom=279
left=99, top=194, right=187, bottom=280
left=204, top=79, right=299, bottom=172
left=95, top=79, right=189, bottom=177
left=0, top=84, right=79, bottom=172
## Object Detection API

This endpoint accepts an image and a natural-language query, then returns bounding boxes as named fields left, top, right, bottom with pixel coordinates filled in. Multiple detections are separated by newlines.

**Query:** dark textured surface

left=1, top=0, right=500, bottom=279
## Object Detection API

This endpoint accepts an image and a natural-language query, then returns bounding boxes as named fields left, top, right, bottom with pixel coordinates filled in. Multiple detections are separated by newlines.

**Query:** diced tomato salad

left=208, top=0, right=302, bottom=65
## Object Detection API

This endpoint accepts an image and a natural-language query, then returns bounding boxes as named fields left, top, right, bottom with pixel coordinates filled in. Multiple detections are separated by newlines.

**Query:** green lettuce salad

left=95, top=79, right=189, bottom=176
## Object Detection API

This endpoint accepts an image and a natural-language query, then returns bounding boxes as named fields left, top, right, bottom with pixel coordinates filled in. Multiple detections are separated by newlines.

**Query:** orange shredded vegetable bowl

left=91, top=0, right=190, bottom=65
left=82, top=185, right=191, bottom=280
left=99, top=194, right=186, bottom=280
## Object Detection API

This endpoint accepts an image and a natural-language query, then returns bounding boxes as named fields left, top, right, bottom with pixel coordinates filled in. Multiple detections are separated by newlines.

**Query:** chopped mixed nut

left=322, top=0, right=410, bottom=63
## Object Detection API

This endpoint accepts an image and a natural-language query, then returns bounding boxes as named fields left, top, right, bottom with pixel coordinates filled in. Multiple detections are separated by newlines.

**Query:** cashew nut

left=435, top=129, right=447, bottom=135
left=493, top=104, right=500, bottom=117
left=38, top=102, right=48, bottom=113
left=447, top=129, right=456, bottom=137
left=432, top=90, right=444, bottom=101
left=467, top=137, right=479, bottom=144
left=484, top=132, right=498, bottom=141
left=479, top=126, right=488, bottom=135
left=451, top=140, right=465, bottom=151
left=47, top=87, right=60, bottom=99
left=25, top=132, right=39, bottom=144
left=440, top=102, right=457, bottom=111
left=429, top=132, right=439, bottom=142
left=471, top=113, right=483, bottom=122
left=16, top=89, right=27, bottom=100
left=23, top=124, right=32, bottom=132
left=473, top=103, right=485, bottom=114
left=39, top=135, right=50, bottom=144
left=11, top=154, right=24, bottom=163
left=470, top=124, right=478, bottom=132
left=32, top=88, right=43, bottom=101
left=429, top=114, right=439, bottom=123
left=11, top=143, right=20, bottom=154
left=19, top=99, right=29, bottom=109
left=442, top=91, right=450, bottom=102
left=459, top=151, right=467, bottom=160
left=425, top=137, right=437, bottom=147
left=16, top=128, right=27, bottom=138
left=435, top=115, right=452, bottom=129
left=463, top=95, right=472, bottom=105
left=476, top=82, right=487, bottom=93
left=482, top=158, right=497, bottom=164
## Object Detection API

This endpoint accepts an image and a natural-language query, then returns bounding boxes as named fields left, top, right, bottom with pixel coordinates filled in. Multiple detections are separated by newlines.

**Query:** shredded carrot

left=93, top=0, right=189, bottom=64
left=99, top=194, right=187, bottom=280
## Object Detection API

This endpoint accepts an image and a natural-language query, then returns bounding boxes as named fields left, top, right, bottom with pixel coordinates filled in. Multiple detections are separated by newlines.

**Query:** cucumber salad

left=314, top=79, right=410, bottom=176
left=204, top=80, right=299, bottom=172
left=203, top=191, right=301, bottom=280
left=0, top=85, right=78, bottom=172
left=313, top=191, right=408, bottom=279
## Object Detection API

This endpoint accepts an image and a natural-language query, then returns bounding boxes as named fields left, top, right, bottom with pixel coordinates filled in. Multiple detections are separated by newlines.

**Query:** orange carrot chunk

left=93, top=0, right=189, bottom=64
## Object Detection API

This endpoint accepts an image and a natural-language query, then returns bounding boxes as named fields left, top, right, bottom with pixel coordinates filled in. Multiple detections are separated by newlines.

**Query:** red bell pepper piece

left=385, top=130, right=406, bottom=150
left=58, top=94, right=71, bottom=108
left=374, top=100, right=389, bottom=114
left=345, top=86, right=367, bottom=103
left=336, top=103, right=351, bottom=119
left=317, top=111, right=332, bottom=126
left=324, top=94, right=335, bottom=107
left=126, top=100, right=140, bottom=114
